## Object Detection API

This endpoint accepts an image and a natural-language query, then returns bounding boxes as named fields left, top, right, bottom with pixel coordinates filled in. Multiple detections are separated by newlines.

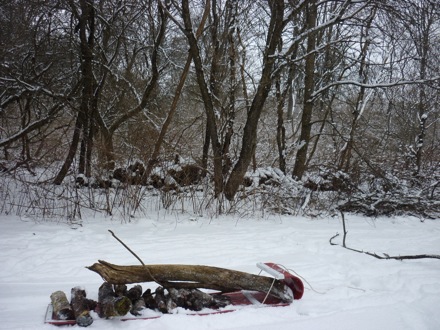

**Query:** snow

left=1, top=213, right=440, bottom=329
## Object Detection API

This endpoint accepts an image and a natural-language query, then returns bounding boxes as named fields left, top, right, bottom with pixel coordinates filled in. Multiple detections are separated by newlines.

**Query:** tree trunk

left=292, top=0, right=317, bottom=180
left=144, top=0, right=210, bottom=183
left=181, top=0, right=224, bottom=197
left=20, top=97, right=32, bottom=163
left=201, top=122, right=210, bottom=177
left=78, top=122, right=88, bottom=175
left=88, top=260, right=293, bottom=302
left=54, top=0, right=94, bottom=183
left=414, top=38, right=429, bottom=175
left=78, top=0, right=95, bottom=176
left=337, top=8, right=375, bottom=172
left=224, top=0, right=285, bottom=200
left=221, top=0, right=239, bottom=175
left=100, top=125, right=115, bottom=171
left=53, top=113, right=83, bottom=184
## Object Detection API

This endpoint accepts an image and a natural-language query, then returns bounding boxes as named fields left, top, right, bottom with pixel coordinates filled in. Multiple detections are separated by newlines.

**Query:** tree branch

left=330, top=212, right=440, bottom=260
left=108, top=230, right=145, bottom=265
left=312, top=76, right=440, bottom=99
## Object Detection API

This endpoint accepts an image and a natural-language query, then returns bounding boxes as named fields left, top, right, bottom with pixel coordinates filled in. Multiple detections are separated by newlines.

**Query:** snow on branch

left=311, top=76, right=440, bottom=99
left=0, top=102, right=64, bottom=148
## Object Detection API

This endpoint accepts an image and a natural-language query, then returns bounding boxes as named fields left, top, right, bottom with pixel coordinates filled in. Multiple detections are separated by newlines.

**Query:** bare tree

left=388, top=0, right=440, bottom=175
left=54, top=0, right=96, bottom=184
left=53, top=0, right=167, bottom=184
left=291, top=0, right=318, bottom=180
left=224, top=0, right=285, bottom=200
left=337, top=6, right=377, bottom=172
left=0, top=1, right=78, bottom=168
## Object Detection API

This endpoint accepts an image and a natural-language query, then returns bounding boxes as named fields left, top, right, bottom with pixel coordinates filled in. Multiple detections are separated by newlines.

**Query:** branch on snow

left=329, top=211, right=440, bottom=261
left=329, top=233, right=440, bottom=260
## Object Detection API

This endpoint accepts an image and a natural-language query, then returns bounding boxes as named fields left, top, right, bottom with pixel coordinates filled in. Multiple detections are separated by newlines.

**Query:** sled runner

left=45, top=262, right=303, bottom=326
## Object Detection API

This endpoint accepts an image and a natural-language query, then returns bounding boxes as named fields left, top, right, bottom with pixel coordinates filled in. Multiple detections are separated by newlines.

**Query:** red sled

left=45, top=262, right=304, bottom=325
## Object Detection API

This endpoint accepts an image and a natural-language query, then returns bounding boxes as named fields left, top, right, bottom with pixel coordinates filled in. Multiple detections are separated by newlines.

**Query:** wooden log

left=126, top=285, right=145, bottom=316
left=154, top=286, right=170, bottom=313
left=114, top=284, right=127, bottom=297
left=97, top=282, right=132, bottom=318
left=50, top=291, right=75, bottom=320
left=168, top=288, right=189, bottom=308
left=87, top=260, right=293, bottom=302
left=70, top=287, right=94, bottom=327
left=126, top=284, right=143, bottom=302
left=168, top=287, right=230, bottom=311
left=130, top=298, right=146, bottom=316
left=188, top=288, right=223, bottom=311
left=142, top=288, right=157, bottom=310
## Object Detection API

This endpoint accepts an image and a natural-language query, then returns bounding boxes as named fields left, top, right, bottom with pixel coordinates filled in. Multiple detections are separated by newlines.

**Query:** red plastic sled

left=45, top=262, right=304, bottom=325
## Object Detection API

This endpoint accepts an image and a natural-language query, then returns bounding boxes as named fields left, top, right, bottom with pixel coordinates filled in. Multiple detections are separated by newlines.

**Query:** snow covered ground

left=1, top=212, right=439, bottom=329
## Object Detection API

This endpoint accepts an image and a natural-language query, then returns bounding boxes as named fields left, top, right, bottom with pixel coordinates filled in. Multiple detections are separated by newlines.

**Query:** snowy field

left=1, top=212, right=439, bottom=330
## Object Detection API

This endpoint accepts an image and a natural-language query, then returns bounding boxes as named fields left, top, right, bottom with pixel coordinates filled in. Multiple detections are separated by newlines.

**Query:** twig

left=342, top=245, right=440, bottom=260
left=108, top=230, right=145, bottom=265
left=340, top=210, right=347, bottom=248
left=107, top=230, right=169, bottom=288
left=329, top=233, right=339, bottom=245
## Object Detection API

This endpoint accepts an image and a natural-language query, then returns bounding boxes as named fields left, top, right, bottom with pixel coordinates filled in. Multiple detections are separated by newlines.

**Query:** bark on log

left=50, top=291, right=75, bottom=320
left=70, top=287, right=95, bottom=327
left=87, top=260, right=293, bottom=302
left=97, top=282, right=132, bottom=318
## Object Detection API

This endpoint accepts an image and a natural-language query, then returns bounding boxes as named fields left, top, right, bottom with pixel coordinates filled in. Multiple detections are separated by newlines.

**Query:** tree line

left=1, top=0, right=439, bottom=202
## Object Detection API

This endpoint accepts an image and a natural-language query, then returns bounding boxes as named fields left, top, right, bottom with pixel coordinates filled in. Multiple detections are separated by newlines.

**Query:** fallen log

left=87, top=260, right=294, bottom=302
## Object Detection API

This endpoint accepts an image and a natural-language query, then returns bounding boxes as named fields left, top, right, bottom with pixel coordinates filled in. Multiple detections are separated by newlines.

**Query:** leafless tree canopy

left=1, top=0, right=439, bottom=216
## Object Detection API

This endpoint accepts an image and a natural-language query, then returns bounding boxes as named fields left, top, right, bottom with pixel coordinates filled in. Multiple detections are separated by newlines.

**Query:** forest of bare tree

left=1, top=0, right=439, bottom=219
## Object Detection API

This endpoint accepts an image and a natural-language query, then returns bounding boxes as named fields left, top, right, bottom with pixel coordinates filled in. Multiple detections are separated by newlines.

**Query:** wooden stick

left=340, top=210, right=347, bottom=248
left=108, top=230, right=145, bottom=265
left=107, top=230, right=166, bottom=287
